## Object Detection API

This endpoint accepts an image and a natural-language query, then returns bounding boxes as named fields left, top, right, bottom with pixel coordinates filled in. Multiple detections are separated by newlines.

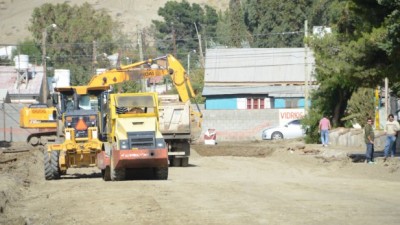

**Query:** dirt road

left=1, top=141, right=399, bottom=225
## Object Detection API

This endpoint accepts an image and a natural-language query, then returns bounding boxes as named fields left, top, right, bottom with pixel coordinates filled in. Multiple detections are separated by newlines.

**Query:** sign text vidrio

left=278, top=109, right=305, bottom=125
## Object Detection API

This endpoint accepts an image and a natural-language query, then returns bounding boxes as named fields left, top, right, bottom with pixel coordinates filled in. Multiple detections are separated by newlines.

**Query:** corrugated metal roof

left=0, top=65, right=43, bottom=96
left=202, top=85, right=318, bottom=98
left=204, top=48, right=315, bottom=83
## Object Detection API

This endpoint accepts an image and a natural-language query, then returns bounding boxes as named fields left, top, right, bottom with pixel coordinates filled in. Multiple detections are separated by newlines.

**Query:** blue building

left=202, top=48, right=317, bottom=110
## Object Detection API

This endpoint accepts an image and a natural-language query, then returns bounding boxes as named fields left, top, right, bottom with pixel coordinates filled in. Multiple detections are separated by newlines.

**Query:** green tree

left=152, top=0, right=218, bottom=64
left=213, top=10, right=231, bottom=47
left=12, top=39, right=42, bottom=65
left=341, top=87, right=375, bottom=127
left=228, top=0, right=249, bottom=47
left=243, top=0, right=314, bottom=47
left=349, top=0, right=400, bottom=95
left=308, top=0, right=400, bottom=129
left=28, top=2, right=119, bottom=85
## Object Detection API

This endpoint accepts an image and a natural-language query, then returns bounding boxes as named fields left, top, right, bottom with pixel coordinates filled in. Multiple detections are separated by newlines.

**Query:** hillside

left=0, top=0, right=228, bottom=45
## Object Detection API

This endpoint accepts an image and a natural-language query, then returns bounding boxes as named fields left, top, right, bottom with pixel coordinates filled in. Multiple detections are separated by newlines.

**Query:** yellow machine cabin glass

left=115, top=95, right=156, bottom=114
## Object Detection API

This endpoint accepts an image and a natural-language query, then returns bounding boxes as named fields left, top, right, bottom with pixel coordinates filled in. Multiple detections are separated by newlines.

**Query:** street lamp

left=125, top=57, right=132, bottom=65
left=187, top=49, right=196, bottom=76
left=41, top=23, right=57, bottom=104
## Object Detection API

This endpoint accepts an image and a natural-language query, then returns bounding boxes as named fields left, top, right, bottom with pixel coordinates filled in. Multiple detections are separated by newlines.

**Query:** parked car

left=262, top=119, right=306, bottom=140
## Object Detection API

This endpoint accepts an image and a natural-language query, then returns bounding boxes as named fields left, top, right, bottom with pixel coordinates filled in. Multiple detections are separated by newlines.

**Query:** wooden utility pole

left=2, top=101, right=5, bottom=142
left=40, top=24, right=56, bottom=104
left=92, top=40, right=97, bottom=76
left=385, top=77, right=389, bottom=119
left=172, top=23, right=177, bottom=57
left=41, top=29, right=48, bottom=104
left=375, top=87, right=380, bottom=129
left=194, top=22, right=205, bottom=68
left=137, top=28, right=144, bottom=62
left=137, top=27, right=146, bottom=92
left=304, top=20, right=309, bottom=112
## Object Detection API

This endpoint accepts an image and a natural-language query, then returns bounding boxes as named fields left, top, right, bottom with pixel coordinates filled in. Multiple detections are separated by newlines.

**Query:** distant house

left=202, top=48, right=317, bottom=110
left=0, top=46, right=16, bottom=60
left=0, top=64, right=44, bottom=104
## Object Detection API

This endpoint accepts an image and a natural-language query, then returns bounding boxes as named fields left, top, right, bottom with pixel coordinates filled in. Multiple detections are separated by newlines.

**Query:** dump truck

left=96, top=92, right=168, bottom=181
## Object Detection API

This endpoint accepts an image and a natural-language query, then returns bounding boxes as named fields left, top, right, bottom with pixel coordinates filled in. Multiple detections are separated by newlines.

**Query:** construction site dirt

left=0, top=140, right=399, bottom=225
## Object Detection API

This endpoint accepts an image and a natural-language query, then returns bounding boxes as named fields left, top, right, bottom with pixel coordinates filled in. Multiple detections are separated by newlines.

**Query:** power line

left=0, top=30, right=304, bottom=46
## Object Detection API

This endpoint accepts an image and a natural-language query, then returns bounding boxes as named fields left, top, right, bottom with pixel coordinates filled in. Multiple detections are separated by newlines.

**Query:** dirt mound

left=0, top=142, right=43, bottom=224
left=193, top=139, right=310, bottom=157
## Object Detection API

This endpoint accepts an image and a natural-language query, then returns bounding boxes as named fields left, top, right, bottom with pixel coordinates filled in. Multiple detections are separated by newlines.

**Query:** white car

left=262, top=119, right=306, bottom=140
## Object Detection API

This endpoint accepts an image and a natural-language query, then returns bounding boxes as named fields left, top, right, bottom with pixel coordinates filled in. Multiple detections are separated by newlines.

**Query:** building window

left=285, top=98, right=300, bottom=108
left=247, top=98, right=265, bottom=109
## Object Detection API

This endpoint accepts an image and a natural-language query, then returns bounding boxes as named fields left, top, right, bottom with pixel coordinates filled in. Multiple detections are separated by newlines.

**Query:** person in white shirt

left=383, top=114, right=400, bottom=160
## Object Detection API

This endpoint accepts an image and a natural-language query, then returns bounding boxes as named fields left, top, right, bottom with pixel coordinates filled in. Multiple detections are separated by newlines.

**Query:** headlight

left=155, top=138, right=166, bottom=148
left=92, top=130, right=98, bottom=139
left=65, top=131, right=71, bottom=140
left=119, top=140, right=129, bottom=150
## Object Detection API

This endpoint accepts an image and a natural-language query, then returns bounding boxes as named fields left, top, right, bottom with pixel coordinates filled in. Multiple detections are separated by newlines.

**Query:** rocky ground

left=0, top=140, right=399, bottom=225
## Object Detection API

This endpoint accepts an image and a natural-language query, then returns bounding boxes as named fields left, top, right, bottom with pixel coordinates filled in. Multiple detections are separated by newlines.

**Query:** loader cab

left=54, top=86, right=111, bottom=140
left=56, top=89, right=107, bottom=114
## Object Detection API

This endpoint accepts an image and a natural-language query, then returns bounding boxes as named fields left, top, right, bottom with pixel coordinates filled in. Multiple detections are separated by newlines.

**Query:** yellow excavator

left=20, top=54, right=201, bottom=179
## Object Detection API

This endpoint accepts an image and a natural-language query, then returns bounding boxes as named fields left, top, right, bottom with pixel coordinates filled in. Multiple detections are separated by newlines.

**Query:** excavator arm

left=88, top=54, right=197, bottom=104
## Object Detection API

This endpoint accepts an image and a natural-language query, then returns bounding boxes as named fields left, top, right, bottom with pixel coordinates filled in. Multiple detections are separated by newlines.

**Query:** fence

left=0, top=103, right=30, bottom=144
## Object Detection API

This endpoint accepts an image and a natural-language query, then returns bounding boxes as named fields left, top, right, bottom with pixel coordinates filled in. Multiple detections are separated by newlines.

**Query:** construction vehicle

left=44, top=86, right=168, bottom=180
left=19, top=104, right=57, bottom=146
left=44, top=85, right=110, bottom=180
left=96, top=92, right=168, bottom=181
left=87, top=54, right=200, bottom=166
left=20, top=54, right=201, bottom=168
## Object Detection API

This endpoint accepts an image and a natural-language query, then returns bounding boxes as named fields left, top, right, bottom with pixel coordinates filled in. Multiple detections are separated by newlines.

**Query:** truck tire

left=170, top=157, right=189, bottom=167
left=44, top=151, right=60, bottom=180
left=181, top=157, right=189, bottom=167
left=170, top=157, right=181, bottom=167
left=154, top=167, right=168, bottom=180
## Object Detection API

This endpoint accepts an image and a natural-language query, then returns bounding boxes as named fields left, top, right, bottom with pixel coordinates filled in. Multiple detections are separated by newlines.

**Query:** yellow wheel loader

left=44, top=85, right=109, bottom=180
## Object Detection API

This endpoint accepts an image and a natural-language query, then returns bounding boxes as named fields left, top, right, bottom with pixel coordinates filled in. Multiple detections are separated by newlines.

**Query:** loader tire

left=44, top=151, right=60, bottom=180
left=154, top=167, right=168, bottom=180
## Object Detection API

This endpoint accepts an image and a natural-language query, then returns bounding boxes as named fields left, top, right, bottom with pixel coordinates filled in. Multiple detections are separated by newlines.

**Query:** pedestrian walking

left=364, top=118, right=375, bottom=164
left=319, top=115, right=331, bottom=147
left=383, top=114, right=400, bottom=160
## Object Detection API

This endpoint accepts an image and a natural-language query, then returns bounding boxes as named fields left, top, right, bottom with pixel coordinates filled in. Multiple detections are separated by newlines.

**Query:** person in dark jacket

left=364, top=118, right=375, bottom=164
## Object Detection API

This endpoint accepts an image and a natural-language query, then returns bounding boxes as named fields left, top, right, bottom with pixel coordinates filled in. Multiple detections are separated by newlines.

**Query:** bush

left=302, top=108, right=323, bottom=144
